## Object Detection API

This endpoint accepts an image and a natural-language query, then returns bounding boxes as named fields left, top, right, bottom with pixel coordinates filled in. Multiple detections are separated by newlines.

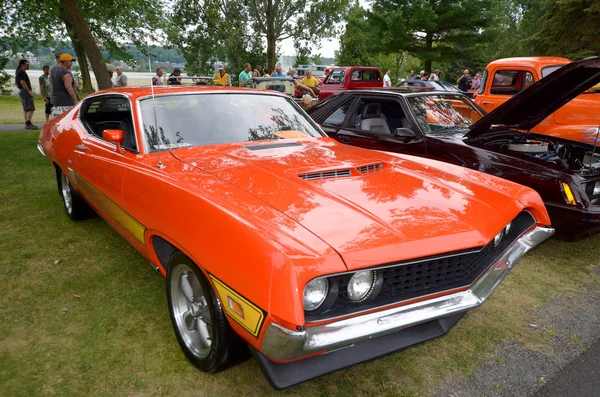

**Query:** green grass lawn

left=1, top=131, right=599, bottom=396
left=0, top=95, right=47, bottom=124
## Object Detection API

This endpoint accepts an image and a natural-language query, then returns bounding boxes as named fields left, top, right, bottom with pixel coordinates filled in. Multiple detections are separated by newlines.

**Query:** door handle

left=339, top=135, right=350, bottom=143
left=75, top=144, right=89, bottom=151
left=482, top=101, right=494, bottom=105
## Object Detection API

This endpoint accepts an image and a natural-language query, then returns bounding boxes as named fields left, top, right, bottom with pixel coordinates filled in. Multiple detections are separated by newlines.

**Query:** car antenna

left=147, top=39, right=165, bottom=169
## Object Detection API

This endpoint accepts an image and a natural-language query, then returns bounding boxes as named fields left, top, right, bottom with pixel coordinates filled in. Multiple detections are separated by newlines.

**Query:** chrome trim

left=261, top=225, right=554, bottom=361
left=37, top=143, right=45, bottom=156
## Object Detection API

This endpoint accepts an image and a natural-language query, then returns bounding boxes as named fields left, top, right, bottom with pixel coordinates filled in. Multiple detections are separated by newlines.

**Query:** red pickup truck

left=318, top=66, right=383, bottom=101
left=475, top=57, right=600, bottom=145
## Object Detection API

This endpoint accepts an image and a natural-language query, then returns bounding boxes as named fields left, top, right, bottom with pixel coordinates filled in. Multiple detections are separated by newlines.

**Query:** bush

left=0, top=56, right=13, bottom=94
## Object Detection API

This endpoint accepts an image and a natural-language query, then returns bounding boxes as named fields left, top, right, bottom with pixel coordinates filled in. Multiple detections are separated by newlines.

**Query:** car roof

left=87, top=85, right=288, bottom=100
left=486, top=57, right=572, bottom=69
left=338, top=88, right=466, bottom=97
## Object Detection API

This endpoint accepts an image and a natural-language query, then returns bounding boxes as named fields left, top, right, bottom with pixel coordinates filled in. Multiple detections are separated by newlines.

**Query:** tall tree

left=169, top=0, right=252, bottom=76
left=1, top=0, right=166, bottom=90
left=370, top=0, right=493, bottom=73
left=530, top=0, right=600, bottom=59
left=249, top=0, right=349, bottom=71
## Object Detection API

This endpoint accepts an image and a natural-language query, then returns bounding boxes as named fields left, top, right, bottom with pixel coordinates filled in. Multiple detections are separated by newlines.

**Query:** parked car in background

left=308, top=57, right=600, bottom=240
left=318, top=66, right=383, bottom=101
left=396, top=79, right=475, bottom=98
left=38, top=85, right=553, bottom=389
left=475, top=57, right=600, bottom=144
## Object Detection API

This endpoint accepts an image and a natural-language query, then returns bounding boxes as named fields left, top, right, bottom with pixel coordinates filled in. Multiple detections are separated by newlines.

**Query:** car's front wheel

left=167, top=253, right=247, bottom=373
left=56, top=167, right=91, bottom=220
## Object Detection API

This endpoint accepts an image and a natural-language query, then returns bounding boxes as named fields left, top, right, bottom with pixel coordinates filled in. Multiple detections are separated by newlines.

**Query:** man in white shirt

left=383, top=69, right=392, bottom=87
left=152, top=68, right=165, bottom=85
left=431, top=69, right=441, bottom=82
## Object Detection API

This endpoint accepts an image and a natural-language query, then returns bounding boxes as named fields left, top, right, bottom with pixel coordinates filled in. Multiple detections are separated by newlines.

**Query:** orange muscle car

left=38, top=86, right=554, bottom=389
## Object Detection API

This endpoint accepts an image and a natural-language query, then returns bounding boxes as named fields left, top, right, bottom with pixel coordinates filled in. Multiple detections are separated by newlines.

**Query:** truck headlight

left=303, top=278, right=329, bottom=311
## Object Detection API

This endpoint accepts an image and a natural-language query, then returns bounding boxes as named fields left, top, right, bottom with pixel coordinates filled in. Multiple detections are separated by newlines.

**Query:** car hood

left=170, top=138, right=531, bottom=270
left=467, top=56, right=600, bottom=138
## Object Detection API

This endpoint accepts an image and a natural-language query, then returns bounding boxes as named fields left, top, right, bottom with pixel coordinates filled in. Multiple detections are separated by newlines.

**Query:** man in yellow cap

left=50, top=54, right=79, bottom=117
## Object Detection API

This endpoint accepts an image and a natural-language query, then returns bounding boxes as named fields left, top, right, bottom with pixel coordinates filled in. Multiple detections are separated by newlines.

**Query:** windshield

left=541, top=65, right=565, bottom=78
left=406, top=94, right=484, bottom=134
left=140, top=93, right=323, bottom=152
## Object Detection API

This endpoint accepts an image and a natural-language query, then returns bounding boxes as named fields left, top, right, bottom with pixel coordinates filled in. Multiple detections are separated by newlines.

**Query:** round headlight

left=347, top=270, right=375, bottom=302
left=303, top=278, right=329, bottom=311
left=504, top=222, right=512, bottom=235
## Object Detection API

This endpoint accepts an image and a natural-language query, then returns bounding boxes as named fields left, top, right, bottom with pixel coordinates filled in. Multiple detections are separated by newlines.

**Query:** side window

left=80, top=96, right=137, bottom=151
left=490, top=70, right=535, bottom=96
left=322, top=100, right=353, bottom=127
left=478, top=70, right=487, bottom=95
left=348, top=99, right=406, bottom=135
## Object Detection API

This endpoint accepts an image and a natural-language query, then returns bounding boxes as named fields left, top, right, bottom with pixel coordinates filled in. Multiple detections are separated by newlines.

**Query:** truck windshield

left=407, top=94, right=484, bottom=135
left=541, top=65, right=566, bottom=78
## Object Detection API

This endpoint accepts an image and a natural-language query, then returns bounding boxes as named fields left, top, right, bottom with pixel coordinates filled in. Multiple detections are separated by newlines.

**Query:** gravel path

left=430, top=279, right=600, bottom=397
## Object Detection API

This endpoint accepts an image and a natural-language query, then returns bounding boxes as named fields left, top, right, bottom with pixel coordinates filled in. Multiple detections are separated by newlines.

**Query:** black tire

left=56, top=167, right=91, bottom=220
left=166, top=252, right=248, bottom=373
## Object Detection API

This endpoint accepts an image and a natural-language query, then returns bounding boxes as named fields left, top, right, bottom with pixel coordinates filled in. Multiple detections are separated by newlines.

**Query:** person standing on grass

left=15, top=59, right=38, bottom=130
left=39, top=65, right=53, bottom=123
left=50, top=54, right=79, bottom=117
left=114, top=66, right=128, bottom=87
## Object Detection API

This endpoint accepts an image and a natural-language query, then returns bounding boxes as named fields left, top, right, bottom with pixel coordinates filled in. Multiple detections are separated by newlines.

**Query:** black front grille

left=305, top=211, right=535, bottom=322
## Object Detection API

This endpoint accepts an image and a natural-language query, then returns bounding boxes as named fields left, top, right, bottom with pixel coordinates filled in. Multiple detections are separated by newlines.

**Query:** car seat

left=360, top=103, right=391, bottom=134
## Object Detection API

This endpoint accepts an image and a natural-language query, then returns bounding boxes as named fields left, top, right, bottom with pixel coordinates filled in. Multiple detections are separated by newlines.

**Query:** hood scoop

left=299, top=169, right=352, bottom=181
left=357, top=163, right=383, bottom=173
left=299, top=163, right=384, bottom=181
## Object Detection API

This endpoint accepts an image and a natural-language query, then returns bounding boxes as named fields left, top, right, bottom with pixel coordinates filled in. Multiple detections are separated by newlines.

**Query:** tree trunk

left=425, top=32, right=433, bottom=74
left=63, top=20, right=93, bottom=92
left=60, top=0, right=112, bottom=90
left=265, top=0, right=277, bottom=72
left=267, top=35, right=277, bottom=72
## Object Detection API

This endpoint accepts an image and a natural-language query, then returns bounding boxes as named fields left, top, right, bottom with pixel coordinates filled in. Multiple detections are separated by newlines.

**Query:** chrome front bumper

left=261, top=225, right=554, bottom=361
left=37, top=143, right=46, bottom=156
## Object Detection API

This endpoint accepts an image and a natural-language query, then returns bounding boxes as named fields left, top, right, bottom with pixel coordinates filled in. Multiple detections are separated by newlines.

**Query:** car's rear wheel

left=167, top=253, right=248, bottom=373
left=57, top=167, right=91, bottom=220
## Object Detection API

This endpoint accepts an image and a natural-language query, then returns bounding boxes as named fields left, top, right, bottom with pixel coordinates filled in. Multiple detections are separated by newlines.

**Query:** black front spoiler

left=250, top=311, right=466, bottom=390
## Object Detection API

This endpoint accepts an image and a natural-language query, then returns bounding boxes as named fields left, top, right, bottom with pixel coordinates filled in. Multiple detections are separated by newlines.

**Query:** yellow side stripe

left=209, top=275, right=265, bottom=337
left=74, top=172, right=146, bottom=245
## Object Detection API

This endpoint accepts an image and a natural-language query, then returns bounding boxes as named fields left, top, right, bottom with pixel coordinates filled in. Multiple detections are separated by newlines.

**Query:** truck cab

left=475, top=57, right=600, bottom=144
left=318, top=67, right=383, bottom=101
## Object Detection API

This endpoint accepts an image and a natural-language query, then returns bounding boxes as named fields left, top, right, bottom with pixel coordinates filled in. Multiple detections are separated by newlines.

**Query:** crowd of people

left=15, top=53, right=80, bottom=130
left=14, top=55, right=485, bottom=131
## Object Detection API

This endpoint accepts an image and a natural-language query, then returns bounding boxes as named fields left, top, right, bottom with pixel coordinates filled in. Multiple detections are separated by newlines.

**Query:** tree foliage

left=1, top=0, right=167, bottom=90
left=530, top=0, right=600, bottom=59
left=169, top=0, right=255, bottom=76
left=171, top=0, right=349, bottom=74
left=369, top=0, right=494, bottom=73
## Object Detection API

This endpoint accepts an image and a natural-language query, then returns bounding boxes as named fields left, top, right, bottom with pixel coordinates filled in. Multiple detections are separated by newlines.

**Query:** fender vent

left=357, top=163, right=383, bottom=173
left=299, top=169, right=352, bottom=181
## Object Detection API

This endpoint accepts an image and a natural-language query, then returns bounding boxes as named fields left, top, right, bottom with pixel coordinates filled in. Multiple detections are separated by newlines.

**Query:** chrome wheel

left=60, top=171, right=73, bottom=214
left=170, top=263, right=213, bottom=359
